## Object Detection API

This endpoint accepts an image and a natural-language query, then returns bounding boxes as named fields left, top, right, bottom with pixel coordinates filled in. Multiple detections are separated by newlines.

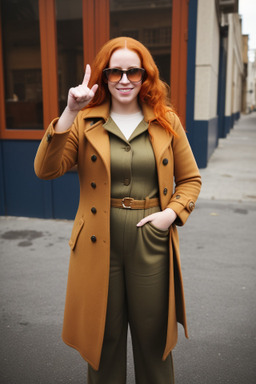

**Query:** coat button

left=162, top=158, right=168, bottom=165
left=91, top=235, right=97, bottom=243
left=91, top=182, right=96, bottom=189
left=189, top=201, right=195, bottom=211
left=163, top=188, right=168, bottom=195
left=46, top=133, right=52, bottom=142
left=91, top=154, right=97, bottom=162
left=124, top=178, right=130, bottom=186
left=176, top=195, right=181, bottom=199
left=125, top=146, right=131, bottom=152
left=91, top=207, right=97, bottom=214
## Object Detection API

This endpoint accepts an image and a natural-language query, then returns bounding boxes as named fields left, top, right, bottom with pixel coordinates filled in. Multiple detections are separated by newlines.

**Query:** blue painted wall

left=218, top=27, right=228, bottom=139
left=186, top=0, right=228, bottom=168
left=0, top=141, right=6, bottom=215
left=0, top=140, right=79, bottom=219
left=187, top=118, right=218, bottom=168
left=186, top=0, right=210, bottom=168
left=186, top=0, right=217, bottom=168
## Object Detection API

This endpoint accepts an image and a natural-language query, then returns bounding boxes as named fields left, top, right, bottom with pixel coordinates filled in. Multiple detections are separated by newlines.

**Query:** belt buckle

left=122, top=197, right=134, bottom=209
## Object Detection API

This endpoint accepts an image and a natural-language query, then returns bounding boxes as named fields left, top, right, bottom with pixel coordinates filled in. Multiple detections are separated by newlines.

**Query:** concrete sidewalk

left=0, top=113, right=256, bottom=384
left=199, top=111, right=256, bottom=202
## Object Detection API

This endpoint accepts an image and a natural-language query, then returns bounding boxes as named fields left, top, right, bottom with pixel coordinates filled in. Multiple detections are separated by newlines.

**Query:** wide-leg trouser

left=87, top=207, right=174, bottom=384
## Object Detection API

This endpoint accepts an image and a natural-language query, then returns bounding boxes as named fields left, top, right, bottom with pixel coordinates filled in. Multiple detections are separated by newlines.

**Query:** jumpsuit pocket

left=139, top=222, right=169, bottom=269
left=69, top=217, right=84, bottom=250
left=147, top=222, right=169, bottom=236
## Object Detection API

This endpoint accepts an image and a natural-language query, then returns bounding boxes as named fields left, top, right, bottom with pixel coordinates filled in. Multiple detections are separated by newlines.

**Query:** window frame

left=0, top=0, right=59, bottom=140
left=170, top=0, right=189, bottom=126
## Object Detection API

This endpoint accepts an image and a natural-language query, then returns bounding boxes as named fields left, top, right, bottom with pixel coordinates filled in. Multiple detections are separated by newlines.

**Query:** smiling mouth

left=117, top=88, right=133, bottom=93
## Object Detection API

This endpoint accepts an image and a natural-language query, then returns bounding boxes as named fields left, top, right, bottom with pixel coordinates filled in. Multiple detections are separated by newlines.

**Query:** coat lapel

left=84, top=123, right=111, bottom=180
left=148, top=122, right=172, bottom=167
left=142, top=102, right=173, bottom=166
left=83, top=102, right=111, bottom=180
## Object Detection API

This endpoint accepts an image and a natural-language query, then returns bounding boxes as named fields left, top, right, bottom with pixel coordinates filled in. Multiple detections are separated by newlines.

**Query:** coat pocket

left=69, top=217, right=84, bottom=250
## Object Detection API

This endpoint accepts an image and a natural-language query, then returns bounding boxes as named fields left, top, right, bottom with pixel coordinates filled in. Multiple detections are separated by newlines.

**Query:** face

left=107, top=48, right=143, bottom=113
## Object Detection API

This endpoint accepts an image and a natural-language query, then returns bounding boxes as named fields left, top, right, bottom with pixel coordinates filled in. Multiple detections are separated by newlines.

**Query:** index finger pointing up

left=82, top=64, right=91, bottom=87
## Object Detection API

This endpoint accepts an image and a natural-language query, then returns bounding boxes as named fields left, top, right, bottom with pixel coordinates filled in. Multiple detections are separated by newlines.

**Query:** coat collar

left=81, top=100, right=157, bottom=127
left=83, top=100, right=172, bottom=181
left=82, top=101, right=110, bottom=127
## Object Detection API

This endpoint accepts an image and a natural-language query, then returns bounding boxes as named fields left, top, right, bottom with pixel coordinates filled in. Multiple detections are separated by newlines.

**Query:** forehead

left=109, top=48, right=141, bottom=68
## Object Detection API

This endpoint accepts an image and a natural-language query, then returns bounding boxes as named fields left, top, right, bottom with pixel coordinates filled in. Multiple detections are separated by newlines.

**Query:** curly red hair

left=87, top=36, right=177, bottom=136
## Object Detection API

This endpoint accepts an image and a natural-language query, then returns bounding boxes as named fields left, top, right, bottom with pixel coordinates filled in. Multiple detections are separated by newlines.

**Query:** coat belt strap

left=111, top=197, right=160, bottom=210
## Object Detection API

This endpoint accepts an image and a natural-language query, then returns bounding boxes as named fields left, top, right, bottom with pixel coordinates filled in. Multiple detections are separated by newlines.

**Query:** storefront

left=0, top=0, right=189, bottom=218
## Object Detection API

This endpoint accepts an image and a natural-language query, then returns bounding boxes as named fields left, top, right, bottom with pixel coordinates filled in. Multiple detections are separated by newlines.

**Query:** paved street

left=1, top=113, right=256, bottom=383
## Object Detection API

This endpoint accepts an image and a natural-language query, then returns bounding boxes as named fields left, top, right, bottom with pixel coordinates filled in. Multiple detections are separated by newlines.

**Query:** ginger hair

left=87, top=36, right=177, bottom=136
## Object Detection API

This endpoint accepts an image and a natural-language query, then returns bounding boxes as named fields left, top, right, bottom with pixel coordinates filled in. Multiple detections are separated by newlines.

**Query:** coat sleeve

left=34, top=118, right=79, bottom=180
left=166, top=113, right=202, bottom=226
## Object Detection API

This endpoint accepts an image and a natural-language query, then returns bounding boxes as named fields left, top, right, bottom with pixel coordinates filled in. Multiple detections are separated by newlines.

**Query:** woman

left=34, top=37, right=201, bottom=383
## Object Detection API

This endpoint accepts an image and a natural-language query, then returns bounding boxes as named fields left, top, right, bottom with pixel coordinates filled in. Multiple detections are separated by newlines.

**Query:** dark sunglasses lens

left=127, top=68, right=143, bottom=82
left=107, top=69, right=122, bottom=82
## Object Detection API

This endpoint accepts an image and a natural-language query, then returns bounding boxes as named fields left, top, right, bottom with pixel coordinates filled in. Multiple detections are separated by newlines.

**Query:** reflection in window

left=110, top=0, right=172, bottom=84
left=56, top=0, right=83, bottom=114
left=1, top=0, right=43, bottom=130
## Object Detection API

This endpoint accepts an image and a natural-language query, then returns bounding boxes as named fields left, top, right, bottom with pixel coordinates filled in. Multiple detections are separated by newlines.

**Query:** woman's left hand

left=136, top=208, right=177, bottom=231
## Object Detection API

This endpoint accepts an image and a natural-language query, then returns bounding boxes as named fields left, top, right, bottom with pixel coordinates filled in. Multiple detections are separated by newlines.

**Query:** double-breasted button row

left=90, top=151, right=96, bottom=190
left=90, top=197, right=97, bottom=240
left=161, top=157, right=169, bottom=195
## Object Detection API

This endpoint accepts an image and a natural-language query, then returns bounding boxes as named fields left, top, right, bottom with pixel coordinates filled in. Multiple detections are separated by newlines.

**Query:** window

left=1, top=0, right=43, bottom=130
left=110, top=0, right=172, bottom=84
left=56, top=0, right=83, bottom=114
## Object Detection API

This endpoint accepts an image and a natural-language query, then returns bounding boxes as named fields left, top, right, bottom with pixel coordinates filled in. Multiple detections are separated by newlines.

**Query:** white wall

left=225, top=14, right=243, bottom=116
left=247, top=60, right=256, bottom=111
left=194, top=0, right=220, bottom=121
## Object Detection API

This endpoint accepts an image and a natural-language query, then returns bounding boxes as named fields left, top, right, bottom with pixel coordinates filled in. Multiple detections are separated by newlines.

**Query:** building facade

left=186, top=0, right=243, bottom=167
left=0, top=0, right=243, bottom=219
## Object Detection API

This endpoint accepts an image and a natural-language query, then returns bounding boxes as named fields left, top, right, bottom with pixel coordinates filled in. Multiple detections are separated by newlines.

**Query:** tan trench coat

left=34, top=101, right=201, bottom=370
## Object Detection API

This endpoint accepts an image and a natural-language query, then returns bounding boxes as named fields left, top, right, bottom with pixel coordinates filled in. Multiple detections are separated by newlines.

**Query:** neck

left=110, top=99, right=141, bottom=115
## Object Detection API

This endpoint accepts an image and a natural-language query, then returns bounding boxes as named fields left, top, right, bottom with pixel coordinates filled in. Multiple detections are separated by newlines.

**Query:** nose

left=119, top=72, right=130, bottom=84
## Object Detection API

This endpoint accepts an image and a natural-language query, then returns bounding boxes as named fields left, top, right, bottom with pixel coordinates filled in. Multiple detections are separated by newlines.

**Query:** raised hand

left=54, top=65, right=98, bottom=133
left=67, top=64, right=98, bottom=112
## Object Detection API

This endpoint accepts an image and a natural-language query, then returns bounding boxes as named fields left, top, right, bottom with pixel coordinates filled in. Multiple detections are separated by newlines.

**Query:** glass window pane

left=1, top=0, right=43, bottom=130
left=110, top=0, right=172, bottom=84
left=56, top=0, right=83, bottom=114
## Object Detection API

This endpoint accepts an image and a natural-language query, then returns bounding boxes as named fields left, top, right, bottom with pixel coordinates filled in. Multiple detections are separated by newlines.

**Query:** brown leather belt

left=111, top=197, right=160, bottom=210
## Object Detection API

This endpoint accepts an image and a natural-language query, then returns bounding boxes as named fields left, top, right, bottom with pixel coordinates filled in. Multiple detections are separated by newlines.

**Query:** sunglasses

left=103, top=67, right=145, bottom=83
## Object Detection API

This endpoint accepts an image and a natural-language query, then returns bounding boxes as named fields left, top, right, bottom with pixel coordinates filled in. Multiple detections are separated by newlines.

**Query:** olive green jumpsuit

left=88, top=118, right=174, bottom=384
